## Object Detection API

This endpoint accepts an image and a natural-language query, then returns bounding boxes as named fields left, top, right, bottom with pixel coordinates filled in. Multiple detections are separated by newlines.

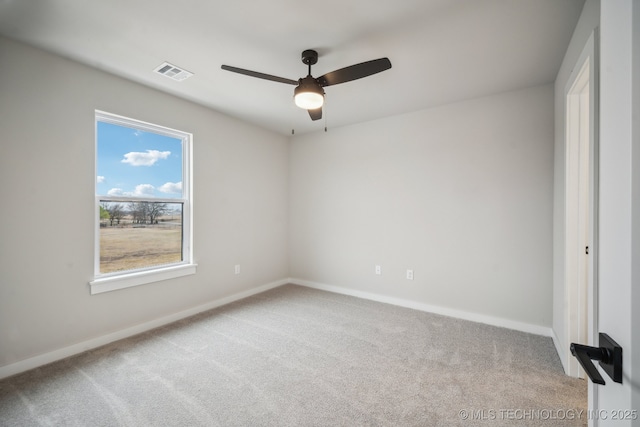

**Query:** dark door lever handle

left=570, top=343, right=607, bottom=384
left=570, top=333, right=622, bottom=385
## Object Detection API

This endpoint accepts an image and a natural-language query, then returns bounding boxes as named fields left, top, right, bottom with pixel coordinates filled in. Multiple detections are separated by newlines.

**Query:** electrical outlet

left=234, top=265, right=240, bottom=275
left=406, top=269, right=414, bottom=280
left=375, top=265, right=381, bottom=275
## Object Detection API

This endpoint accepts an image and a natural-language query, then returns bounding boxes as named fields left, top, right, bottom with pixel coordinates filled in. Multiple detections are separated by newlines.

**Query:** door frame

left=563, top=29, right=599, bottom=420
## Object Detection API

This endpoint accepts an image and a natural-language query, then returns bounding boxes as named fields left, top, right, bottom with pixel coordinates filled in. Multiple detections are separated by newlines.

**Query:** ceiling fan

left=221, top=49, right=392, bottom=121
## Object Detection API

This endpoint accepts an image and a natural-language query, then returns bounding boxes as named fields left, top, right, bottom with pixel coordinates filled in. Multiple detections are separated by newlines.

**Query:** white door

left=589, top=1, right=637, bottom=426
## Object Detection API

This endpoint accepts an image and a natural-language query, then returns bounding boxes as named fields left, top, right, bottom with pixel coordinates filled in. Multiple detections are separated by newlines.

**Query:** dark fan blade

left=308, top=107, right=322, bottom=121
left=221, top=65, right=298, bottom=85
left=317, top=58, right=391, bottom=87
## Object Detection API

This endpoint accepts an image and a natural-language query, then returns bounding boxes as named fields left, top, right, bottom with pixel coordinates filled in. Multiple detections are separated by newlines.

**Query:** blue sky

left=96, top=121, right=183, bottom=199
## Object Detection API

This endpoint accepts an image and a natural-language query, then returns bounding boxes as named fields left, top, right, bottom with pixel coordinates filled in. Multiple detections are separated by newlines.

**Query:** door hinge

left=586, top=246, right=589, bottom=255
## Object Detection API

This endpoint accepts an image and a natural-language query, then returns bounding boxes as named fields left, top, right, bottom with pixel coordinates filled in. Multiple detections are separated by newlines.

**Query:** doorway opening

left=564, top=30, right=598, bottom=416
left=566, top=58, right=590, bottom=379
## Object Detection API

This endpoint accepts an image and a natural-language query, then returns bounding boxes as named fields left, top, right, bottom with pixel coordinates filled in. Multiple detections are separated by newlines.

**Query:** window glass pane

left=96, top=121, right=183, bottom=199
left=99, top=201, right=183, bottom=274
left=95, top=112, right=191, bottom=285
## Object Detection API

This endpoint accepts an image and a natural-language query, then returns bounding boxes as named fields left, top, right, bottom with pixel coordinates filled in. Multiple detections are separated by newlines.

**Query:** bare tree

left=148, top=202, right=168, bottom=224
left=128, top=201, right=167, bottom=225
left=128, top=202, right=149, bottom=224
left=102, top=202, right=124, bottom=226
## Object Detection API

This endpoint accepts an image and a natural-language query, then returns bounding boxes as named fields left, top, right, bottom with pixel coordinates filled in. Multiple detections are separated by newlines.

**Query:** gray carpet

left=0, top=284, right=586, bottom=426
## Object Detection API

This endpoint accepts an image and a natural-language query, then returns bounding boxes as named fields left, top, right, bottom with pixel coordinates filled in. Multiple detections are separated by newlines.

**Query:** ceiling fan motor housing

left=295, top=76, right=324, bottom=95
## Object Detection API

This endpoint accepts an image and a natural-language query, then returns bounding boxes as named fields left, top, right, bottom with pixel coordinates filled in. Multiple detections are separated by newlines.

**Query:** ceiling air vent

left=154, top=62, right=193, bottom=81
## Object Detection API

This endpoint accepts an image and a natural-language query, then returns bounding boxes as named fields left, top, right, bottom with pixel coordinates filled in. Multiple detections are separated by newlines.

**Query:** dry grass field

left=100, top=225, right=182, bottom=273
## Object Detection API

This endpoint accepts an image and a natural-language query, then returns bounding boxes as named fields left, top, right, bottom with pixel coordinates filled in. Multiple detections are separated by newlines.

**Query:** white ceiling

left=0, top=0, right=584, bottom=135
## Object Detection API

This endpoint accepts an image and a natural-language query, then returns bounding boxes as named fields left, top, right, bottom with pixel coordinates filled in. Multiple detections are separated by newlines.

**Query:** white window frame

left=90, top=111, right=196, bottom=294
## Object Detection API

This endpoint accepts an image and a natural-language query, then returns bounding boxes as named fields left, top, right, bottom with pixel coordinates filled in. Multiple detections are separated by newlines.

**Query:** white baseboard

left=551, top=328, right=569, bottom=374
left=0, top=278, right=288, bottom=380
left=290, top=278, right=553, bottom=338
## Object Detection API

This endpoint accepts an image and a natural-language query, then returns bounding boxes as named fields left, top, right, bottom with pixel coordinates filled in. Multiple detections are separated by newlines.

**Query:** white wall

left=0, top=37, right=289, bottom=370
left=289, top=85, right=555, bottom=329
left=552, top=0, right=599, bottom=370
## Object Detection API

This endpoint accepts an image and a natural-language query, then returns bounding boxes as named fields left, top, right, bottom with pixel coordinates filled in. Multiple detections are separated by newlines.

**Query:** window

left=90, top=111, right=195, bottom=294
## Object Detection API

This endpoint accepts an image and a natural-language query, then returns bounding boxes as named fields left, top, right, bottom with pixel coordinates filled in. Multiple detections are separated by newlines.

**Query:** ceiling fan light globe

left=294, top=92, right=324, bottom=110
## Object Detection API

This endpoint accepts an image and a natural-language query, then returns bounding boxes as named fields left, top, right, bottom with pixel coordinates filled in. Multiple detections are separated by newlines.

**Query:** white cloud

left=133, top=184, right=155, bottom=196
left=107, top=188, right=124, bottom=196
left=97, top=176, right=105, bottom=183
left=121, top=150, right=171, bottom=166
left=106, top=185, right=155, bottom=197
left=158, top=181, right=182, bottom=194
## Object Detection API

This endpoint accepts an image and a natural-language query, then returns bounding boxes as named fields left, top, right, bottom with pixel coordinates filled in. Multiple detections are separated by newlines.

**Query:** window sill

left=89, top=263, right=197, bottom=295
